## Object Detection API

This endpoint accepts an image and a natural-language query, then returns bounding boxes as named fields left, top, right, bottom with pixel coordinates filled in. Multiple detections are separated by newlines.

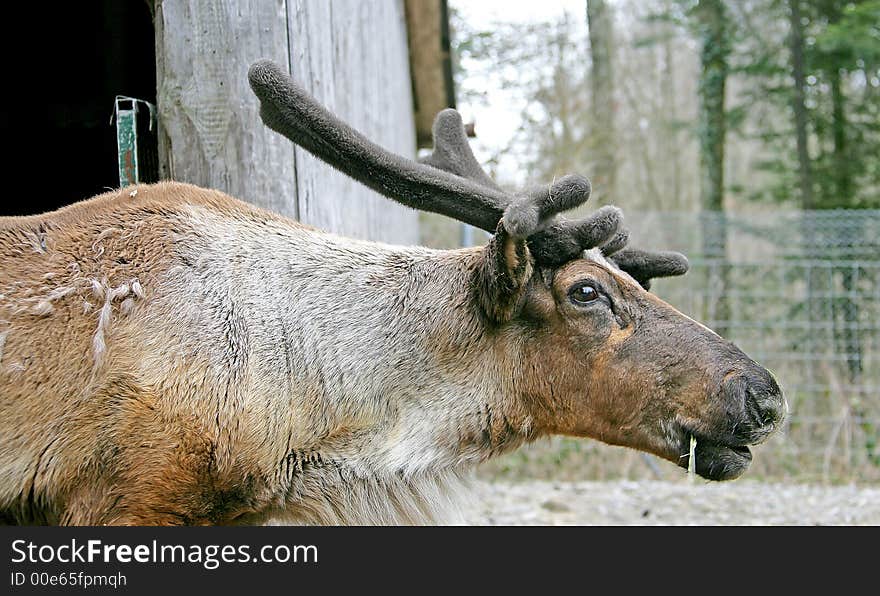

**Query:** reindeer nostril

left=723, top=372, right=786, bottom=434
left=750, top=389, right=785, bottom=426
left=752, top=379, right=785, bottom=425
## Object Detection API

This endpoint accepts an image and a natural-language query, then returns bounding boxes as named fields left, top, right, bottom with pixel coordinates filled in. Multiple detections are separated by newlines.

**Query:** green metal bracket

left=113, top=96, right=156, bottom=187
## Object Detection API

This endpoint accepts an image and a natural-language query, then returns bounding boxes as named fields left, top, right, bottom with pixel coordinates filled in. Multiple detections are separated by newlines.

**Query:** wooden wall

left=153, top=0, right=419, bottom=245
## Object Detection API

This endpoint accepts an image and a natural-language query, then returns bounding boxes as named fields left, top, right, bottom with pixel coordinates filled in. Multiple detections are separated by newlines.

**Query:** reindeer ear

left=475, top=176, right=615, bottom=325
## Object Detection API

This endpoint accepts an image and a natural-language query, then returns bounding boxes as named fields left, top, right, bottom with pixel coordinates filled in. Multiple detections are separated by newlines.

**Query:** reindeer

left=0, top=61, right=785, bottom=525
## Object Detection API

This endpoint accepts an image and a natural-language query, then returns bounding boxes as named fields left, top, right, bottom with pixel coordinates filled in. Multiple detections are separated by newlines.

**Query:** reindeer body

left=0, top=182, right=535, bottom=525
left=0, top=61, right=786, bottom=525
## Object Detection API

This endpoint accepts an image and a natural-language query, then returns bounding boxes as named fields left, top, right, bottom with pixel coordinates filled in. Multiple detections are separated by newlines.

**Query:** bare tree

left=788, top=0, right=813, bottom=209
left=695, top=0, right=731, bottom=335
left=586, top=0, right=617, bottom=204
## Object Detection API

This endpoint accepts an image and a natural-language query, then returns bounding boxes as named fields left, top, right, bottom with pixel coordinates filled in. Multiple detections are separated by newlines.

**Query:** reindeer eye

left=569, top=283, right=600, bottom=305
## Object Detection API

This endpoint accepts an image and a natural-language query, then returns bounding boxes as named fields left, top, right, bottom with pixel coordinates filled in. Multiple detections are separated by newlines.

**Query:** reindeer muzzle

left=682, top=365, right=785, bottom=481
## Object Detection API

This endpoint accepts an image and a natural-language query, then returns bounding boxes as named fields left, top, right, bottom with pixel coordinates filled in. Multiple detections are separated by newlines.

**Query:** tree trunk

left=788, top=0, right=814, bottom=209
left=822, top=2, right=861, bottom=382
left=586, top=0, right=616, bottom=204
left=830, top=65, right=861, bottom=382
left=829, top=70, right=851, bottom=202
left=662, top=10, right=681, bottom=208
left=696, top=0, right=730, bottom=336
left=789, top=0, right=823, bottom=391
left=554, top=20, right=576, bottom=174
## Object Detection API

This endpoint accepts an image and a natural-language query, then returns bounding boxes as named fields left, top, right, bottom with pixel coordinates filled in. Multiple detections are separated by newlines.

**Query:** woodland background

left=422, top=0, right=880, bottom=484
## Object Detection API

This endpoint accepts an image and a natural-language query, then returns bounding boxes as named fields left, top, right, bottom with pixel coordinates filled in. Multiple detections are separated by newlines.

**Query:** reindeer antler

left=421, top=106, right=689, bottom=287
left=249, top=62, right=619, bottom=250
left=247, top=60, right=687, bottom=290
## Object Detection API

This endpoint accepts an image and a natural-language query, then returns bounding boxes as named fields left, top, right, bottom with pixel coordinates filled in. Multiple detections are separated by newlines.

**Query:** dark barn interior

left=0, top=1, right=157, bottom=216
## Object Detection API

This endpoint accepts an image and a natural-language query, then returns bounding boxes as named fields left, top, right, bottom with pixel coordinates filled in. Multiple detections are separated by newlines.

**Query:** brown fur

left=0, top=182, right=784, bottom=525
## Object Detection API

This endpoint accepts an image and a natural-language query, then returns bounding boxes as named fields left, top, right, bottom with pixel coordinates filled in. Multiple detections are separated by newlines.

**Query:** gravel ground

left=463, top=480, right=880, bottom=525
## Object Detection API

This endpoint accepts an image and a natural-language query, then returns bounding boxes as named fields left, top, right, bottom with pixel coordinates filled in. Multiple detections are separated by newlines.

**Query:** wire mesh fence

left=471, top=209, right=880, bottom=484
left=644, top=210, right=879, bottom=483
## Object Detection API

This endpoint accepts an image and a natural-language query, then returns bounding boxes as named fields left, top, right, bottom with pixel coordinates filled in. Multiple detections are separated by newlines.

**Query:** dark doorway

left=0, top=1, right=157, bottom=216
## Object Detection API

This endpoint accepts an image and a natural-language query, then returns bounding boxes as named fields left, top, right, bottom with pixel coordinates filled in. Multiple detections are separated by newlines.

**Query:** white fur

left=117, top=206, right=525, bottom=524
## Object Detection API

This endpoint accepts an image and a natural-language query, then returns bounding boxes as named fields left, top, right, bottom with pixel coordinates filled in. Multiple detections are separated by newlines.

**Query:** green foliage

left=450, top=0, right=880, bottom=209
left=741, top=0, right=880, bottom=208
left=635, top=0, right=880, bottom=209
left=818, top=1, right=880, bottom=67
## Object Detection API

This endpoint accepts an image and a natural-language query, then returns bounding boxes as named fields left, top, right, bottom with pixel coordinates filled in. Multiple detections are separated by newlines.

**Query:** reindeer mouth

left=678, top=431, right=753, bottom=481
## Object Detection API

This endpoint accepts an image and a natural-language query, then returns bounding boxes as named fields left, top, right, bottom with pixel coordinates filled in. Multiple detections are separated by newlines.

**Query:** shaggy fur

left=0, top=63, right=782, bottom=525
left=0, top=182, right=785, bottom=525
left=0, top=183, right=529, bottom=524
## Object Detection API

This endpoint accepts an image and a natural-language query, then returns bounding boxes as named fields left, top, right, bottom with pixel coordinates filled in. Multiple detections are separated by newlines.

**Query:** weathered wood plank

left=155, top=0, right=419, bottom=245
left=287, top=0, right=419, bottom=245
left=405, top=0, right=455, bottom=148
left=154, top=0, right=298, bottom=218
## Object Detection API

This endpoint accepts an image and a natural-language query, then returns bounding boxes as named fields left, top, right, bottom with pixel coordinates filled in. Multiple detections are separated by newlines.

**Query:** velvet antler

left=420, top=106, right=688, bottom=287
left=249, top=62, right=619, bottom=251
left=247, top=60, right=687, bottom=290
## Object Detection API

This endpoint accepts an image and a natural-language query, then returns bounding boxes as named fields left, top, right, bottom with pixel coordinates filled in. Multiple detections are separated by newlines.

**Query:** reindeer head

left=248, top=61, right=785, bottom=481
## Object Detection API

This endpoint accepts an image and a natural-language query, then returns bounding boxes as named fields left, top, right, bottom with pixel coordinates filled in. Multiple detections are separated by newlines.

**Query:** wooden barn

left=1, top=0, right=454, bottom=246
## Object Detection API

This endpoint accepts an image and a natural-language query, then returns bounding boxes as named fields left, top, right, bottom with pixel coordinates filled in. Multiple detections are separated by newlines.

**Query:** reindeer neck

left=184, top=208, right=539, bottom=475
